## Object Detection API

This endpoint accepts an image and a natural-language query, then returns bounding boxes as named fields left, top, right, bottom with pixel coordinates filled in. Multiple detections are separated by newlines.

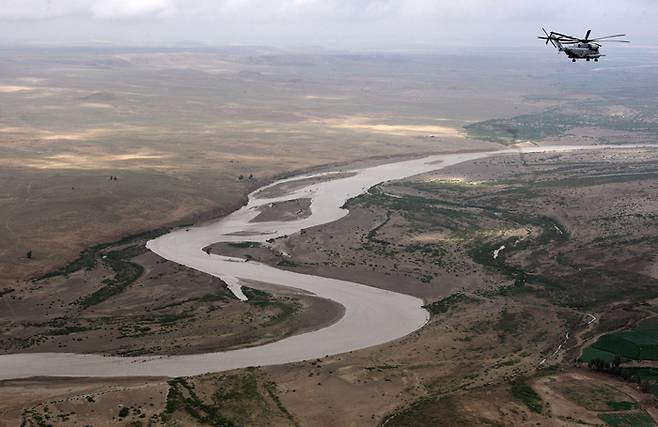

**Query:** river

left=0, top=145, right=640, bottom=379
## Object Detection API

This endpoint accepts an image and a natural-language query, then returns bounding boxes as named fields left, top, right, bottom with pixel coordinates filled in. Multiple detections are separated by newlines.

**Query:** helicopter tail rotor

left=539, top=27, right=558, bottom=48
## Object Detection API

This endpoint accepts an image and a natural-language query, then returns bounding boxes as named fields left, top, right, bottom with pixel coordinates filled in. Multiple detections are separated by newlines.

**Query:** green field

left=586, top=318, right=658, bottom=362
left=599, top=411, right=655, bottom=427
left=581, top=347, right=618, bottom=364
left=606, top=401, right=637, bottom=411
left=622, top=368, right=658, bottom=397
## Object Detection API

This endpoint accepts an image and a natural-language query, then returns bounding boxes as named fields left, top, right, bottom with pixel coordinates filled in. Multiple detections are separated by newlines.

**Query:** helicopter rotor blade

left=590, top=34, right=627, bottom=41
left=585, top=29, right=592, bottom=41
left=550, top=31, right=579, bottom=41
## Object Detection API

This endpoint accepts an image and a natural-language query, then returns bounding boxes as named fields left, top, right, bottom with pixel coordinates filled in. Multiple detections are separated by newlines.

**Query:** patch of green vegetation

left=607, top=401, right=637, bottom=411
left=586, top=362, right=658, bottom=398
left=599, top=411, right=654, bottom=427
left=587, top=318, right=658, bottom=361
left=550, top=172, right=658, bottom=188
left=623, top=367, right=658, bottom=381
left=151, top=293, right=229, bottom=312
left=465, top=107, right=658, bottom=145
left=358, top=192, right=483, bottom=235
left=423, top=293, right=478, bottom=316
left=199, top=293, right=229, bottom=303
left=163, top=378, right=236, bottom=426
left=465, top=110, right=577, bottom=143
left=77, top=256, right=144, bottom=309
left=510, top=378, right=543, bottom=413
left=556, top=381, right=635, bottom=413
left=366, top=212, right=392, bottom=245
left=542, top=269, right=658, bottom=310
left=36, top=228, right=168, bottom=281
left=37, top=243, right=109, bottom=280
left=377, top=395, right=459, bottom=427
left=105, top=244, right=146, bottom=260
left=581, top=347, right=618, bottom=364
left=163, top=371, right=295, bottom=426
left=276, top=259, right=298, bottom=268
left=404, top=243, right=447, bottom=259
left=36, top=228, right=169, bottom=309
left=369, top=172, right=658, bottom=313
left=466, top=213, right=569, bottom=298
left=228, top=242, right=260, bottom=248
left=242, top=287, right=269, bottom=301
left=263, top=381, right=298, bottom=426
left=214, top=371, right=260, bottom=402
left=619, top=368, right=658, bottom=396
left=21, top=409, right=49, bottom=427
left=242, top=287, right=299, bottom=327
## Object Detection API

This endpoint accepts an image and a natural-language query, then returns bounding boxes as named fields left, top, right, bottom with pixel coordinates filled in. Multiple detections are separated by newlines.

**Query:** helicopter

left=538, top=28, right=629, bottom=62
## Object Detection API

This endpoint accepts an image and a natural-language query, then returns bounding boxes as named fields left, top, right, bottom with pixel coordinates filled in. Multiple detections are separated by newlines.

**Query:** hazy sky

left=0, top=0, right=654, bottom=49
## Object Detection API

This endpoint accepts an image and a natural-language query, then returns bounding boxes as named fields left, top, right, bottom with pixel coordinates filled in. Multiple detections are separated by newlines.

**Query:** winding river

left=0, top=145, right=639, bottom=379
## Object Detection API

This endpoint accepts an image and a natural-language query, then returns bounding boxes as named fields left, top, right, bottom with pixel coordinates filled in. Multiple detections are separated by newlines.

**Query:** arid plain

left=2, top=48, right=658, bottom=426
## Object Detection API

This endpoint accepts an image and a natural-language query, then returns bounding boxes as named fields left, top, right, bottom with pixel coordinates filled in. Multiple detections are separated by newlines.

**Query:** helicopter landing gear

left=572, top=58, right=576, bottom=62
left=595, top=58, right=598, bottom=62
left=586, top=58, right=591, bottom=61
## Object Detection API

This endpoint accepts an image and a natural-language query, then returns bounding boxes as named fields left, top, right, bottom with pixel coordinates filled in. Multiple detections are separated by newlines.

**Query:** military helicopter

left=539, top=28, right=629, bottom=62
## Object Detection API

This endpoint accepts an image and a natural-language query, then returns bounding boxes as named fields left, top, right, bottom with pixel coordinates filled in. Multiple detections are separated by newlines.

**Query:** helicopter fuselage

left=562, top=43, right=602, bottom=61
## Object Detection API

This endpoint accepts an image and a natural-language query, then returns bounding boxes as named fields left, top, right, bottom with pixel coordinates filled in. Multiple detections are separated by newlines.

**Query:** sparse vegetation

left=162, top=371, right=294, bottom=426
left=423, top=293, right=478, bottom=315
left=36, top=228, right=168, bottom=281
left=243, top=287, right=300, bottom=327
left=466, top=107, right=658, bottom=145
left=510, top=378, right=543, bottom=413
left=77, top=248, right=144, bottom=309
